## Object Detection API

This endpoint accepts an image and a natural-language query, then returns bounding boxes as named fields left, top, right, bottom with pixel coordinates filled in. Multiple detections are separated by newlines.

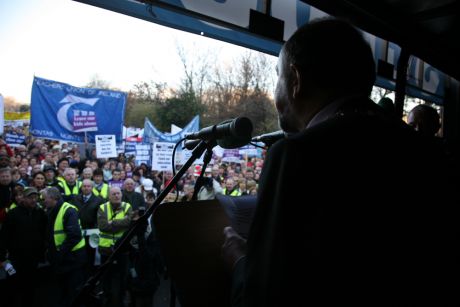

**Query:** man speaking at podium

left=222, top=18, right=458, bottom=306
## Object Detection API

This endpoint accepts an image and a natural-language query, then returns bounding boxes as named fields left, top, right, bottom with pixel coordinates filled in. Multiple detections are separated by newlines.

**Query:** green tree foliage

left=131, top=81, right=167, bottom=104
left=241, top=90, right=279, bottom=135
left=124, top=100, right=157, bottom=128
left=18, top=104, right=30, bottom=112
left=125, top=81, right=167, bottom=127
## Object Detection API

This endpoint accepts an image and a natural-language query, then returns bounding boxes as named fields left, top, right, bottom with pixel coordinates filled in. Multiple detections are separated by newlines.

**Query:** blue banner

left=143, top=115, right=199, bottom=145
left=30, top=76, right=126, bottom=143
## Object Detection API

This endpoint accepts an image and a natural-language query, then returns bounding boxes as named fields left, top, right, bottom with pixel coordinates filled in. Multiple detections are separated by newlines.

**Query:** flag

left=30, top=76, right=126, bottom=143
left=143, top=115, right=199, bottom=144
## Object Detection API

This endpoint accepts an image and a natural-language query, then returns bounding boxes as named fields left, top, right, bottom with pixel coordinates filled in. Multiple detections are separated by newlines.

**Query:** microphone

left=251, top=130, right=286, bottom=146
left=183, top=139, right=201, bottom=150
left=185, top=117, right=253, bottom=149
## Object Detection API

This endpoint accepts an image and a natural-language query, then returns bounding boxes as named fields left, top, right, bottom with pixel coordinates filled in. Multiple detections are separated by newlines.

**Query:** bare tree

left=204, top=51, right=278, bottom=132
left=176, top=42, right=216, bottom=101
left=85, top=74, right=112, bottom=89
left=131, top=81, right=167, bottom=104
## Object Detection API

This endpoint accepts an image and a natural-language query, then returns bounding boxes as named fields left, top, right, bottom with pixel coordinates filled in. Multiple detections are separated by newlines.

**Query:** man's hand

left=222, top=226, right=247, bottom=271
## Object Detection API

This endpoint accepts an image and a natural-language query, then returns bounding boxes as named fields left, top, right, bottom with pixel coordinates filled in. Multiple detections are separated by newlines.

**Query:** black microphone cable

left=171, top=137, right=187, bottom=203
left=249, top=142, right=266, bottom=149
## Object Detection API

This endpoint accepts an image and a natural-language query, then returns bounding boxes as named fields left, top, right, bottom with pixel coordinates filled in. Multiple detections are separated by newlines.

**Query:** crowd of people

left=1, top=16, right=455, bottom=307
left=0, top=131, right=264, bottom=306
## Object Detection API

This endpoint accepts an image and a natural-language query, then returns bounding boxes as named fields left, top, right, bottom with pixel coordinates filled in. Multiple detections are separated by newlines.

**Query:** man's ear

left=290, top=63, right=302, bottom=100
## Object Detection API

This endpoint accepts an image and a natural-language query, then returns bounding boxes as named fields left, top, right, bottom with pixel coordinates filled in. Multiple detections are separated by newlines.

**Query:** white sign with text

left=151, top=142, right=175, bottom=171
left=95, top=134, right=117, bottom=158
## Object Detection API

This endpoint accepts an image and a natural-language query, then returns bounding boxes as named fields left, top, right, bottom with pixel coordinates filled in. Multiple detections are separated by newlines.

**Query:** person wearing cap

left=51, top=144, right=61, bottom=153
left=135, top=178, right=158, bottom=201
left=44, top=165, right=60, bottom=187
left=0, top=187, right=47, bottom=306
left=42, top=186, right=87, bottom=306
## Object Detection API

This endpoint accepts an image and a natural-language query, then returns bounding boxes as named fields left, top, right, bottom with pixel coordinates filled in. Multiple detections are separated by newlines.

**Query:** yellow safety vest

left=6, top=203, right=17, bottom=213
left=54, top=202, right=85, bottom=251
left=58, top=180, right=82, bottom=196
left=93, top=183, right=109, bottom=199
left=98, top=202, right=131, bottom=248
left=223, top=188, right=242, bottom=196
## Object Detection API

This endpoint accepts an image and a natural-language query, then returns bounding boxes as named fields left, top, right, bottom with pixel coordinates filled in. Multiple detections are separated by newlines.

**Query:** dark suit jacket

left=71, top=194, right=104, bottom=230
left=236, top=98, right=459, bottom=306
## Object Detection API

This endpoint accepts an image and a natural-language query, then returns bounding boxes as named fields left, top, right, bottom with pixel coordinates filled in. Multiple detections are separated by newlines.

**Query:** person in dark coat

left=71, top=179, right=103, bottom=230
left=70, top=179, right=104, bottom=271
left=0, top=187, right=47, bottom=307
left=42, top=187, right=87, bottom=307
left=0, top=167, right=16, bottom=223
left=222, top=18, right=459, bottom=306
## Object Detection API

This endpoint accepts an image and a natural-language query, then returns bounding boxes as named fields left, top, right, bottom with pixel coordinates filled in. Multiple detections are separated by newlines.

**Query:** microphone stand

left=192, top=142, right=214, bottom=201
left=72, top=139, right=214, bottom=307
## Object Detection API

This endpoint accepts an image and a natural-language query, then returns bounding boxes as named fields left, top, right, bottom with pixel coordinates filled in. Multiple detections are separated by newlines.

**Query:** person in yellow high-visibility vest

left=42, top=186, right=86, bottom=307
left=222, top=178, right=242, bottom=196
left=57, top=167, right=82, bottom=202
left=92, top=168, right=109, bottom=200
left=97, top=186, right=133, bottom=307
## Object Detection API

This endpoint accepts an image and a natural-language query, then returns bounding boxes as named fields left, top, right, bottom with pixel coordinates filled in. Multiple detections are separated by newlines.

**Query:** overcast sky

left=0, top=0, right=265, bottom=104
